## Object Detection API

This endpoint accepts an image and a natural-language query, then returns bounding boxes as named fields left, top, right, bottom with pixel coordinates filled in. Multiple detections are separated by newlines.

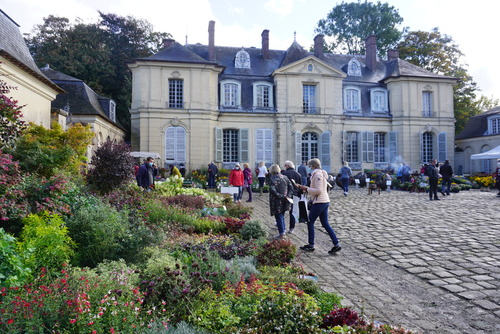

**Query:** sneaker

left=299, top=244, right=315, bottom=251
left=344, top=192, right=347, bottom=197
left=328, top=245, right=342, bottom=254
left=273, top=234, right=285, bottom=240
left=287, top=228, right=294, bottom=234
left=434, top=197, right=440, bottom=201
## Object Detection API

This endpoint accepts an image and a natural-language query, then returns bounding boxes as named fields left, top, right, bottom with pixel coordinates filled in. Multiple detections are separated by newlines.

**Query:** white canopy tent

left=470, top=145, right=500, bottom=160
left=130, top=152, right=161, bottom=159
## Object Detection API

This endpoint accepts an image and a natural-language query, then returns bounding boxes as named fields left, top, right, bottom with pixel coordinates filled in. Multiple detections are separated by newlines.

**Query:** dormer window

left=370, top=88, right=388, bottom=113
left=488, top=115, right=500, bottom=135
left=109, top=101, right=116, bottom=122
left=343, top=86, right=361, bottom=113
left=347, top=58, right=362, bottom=76
left=235, top=48, right=251, bottom=69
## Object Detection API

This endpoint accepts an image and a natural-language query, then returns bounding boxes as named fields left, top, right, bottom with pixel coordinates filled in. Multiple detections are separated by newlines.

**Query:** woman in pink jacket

left=298, top=158, right=341, bottom=254
left=229, top=163, right=244, bottom=203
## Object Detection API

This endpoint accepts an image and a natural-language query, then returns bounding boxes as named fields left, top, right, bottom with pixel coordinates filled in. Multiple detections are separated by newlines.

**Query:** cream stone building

left=455, top=107, right=500, bottom=174
left=40, top=66, right=126, bottom=162
left=128, top=21, right=456, bottom=173
left=0, top=10, right=64, bottom=129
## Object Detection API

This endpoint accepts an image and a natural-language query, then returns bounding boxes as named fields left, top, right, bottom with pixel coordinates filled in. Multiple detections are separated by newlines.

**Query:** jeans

left=275, top=212, right=285, bottom=235
left=441, top=178, right=452, bottom=194
left=301, top=176, right=308, bottom=187
left=258, top=177, right=266, bottom=188
left=341, top=178, right=349, bottom=193
left=208, top=176, right=216, bottom=188
left=306, top=202, right=339, bottom=246
left=232, top=186, right=242, bottom=201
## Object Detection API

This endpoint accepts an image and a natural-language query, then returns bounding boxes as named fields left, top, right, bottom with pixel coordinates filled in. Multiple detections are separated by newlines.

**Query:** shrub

left=0, top=78, right=26, bottom=150
left=225, top=202, right=253, bottom=218
left=65, top=201, right=133, bottom=267
left=86, top=139, right=135, bottom=194
left=141, top=321, right=209, bottom=334
left=0, top=228, right=32, bottom=287
left=164, top=194, right=205, bottom=209
left=12, top=122, right=93, bottom=178
left=240, top=219, right=267, bottom=241
left=0, top=152, right=28, bottom=224
left=257, top=238, right=296, bottom=267
left=321, top=307, right=365, bottom=329
left=19, top=213, right=75, bottom=271
left=140, top=246, right=179, bottom=279
left=227, top=256, right=259, bottom=280
left=315, top=291, right=344, bottom=316
left=258, top=265, right=321, bottom=296
left=179, top=234, right=258, bottom=260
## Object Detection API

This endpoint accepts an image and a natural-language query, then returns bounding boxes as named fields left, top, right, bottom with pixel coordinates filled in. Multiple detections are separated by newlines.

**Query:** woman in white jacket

left=298, top=158, right=341, bottom=254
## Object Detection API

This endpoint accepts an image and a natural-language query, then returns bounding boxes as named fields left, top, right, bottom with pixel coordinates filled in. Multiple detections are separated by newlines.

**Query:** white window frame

left=165, top=126, right=186, bottom=163
left=488, top=116, right=500, bottom=135
left=109, top=100, right=116, bottom=122
left=345, top=132, right=359, bottom=163
left=253, top=82, right=274, bottom=110
left=301, top=132, right=318, bottom=162
left=347, top=58, right=362, bottom=76
left=235, top=49, right=251, bottom=69
left=168, top=79, right=184, bottom=109
left=303, top=84, right=318, bottom=113
left=374, top=132, right=387, bottom=163
left=344, top=86, right=361, bottom=113
left=422, top=91, right=433, bottom=117
left=370, top=88, right=388, bottom=113
left=220, top=80, right=241, bottom=108
left=421, top=132, right=434, bottom=163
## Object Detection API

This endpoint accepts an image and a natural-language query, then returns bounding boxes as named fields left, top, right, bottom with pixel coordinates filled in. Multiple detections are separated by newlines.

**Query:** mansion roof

left=456, top=106, right=500, bottom=140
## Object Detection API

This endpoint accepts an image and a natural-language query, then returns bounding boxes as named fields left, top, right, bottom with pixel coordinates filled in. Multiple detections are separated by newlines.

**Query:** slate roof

left=456, top=106, right=500, bottom=139
left=0, top=10, right=63, bottom=93
left=40, top=66, right=125, bottom=130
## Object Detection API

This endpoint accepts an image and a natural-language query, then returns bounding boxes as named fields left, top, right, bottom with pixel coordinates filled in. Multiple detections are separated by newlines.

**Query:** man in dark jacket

left=136, top=157, right=158, bottom=191
left=427, top=159, right=440, bottom=201
left=282, top=160, right=302, bottom=233
left=207, top=162, right=218, bottom=188
left=439, top=159, right=453, bottom=195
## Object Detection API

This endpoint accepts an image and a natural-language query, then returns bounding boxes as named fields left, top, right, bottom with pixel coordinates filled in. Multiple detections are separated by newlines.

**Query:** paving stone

left=472, top=299, right=500, bottom=310
left=441, top=284, right=467, bottom=293
left=458, top=290, right=486, bottom=300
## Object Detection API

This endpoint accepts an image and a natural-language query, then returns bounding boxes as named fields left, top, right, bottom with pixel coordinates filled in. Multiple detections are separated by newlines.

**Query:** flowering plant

left=470, top=176, right=494, bottom=188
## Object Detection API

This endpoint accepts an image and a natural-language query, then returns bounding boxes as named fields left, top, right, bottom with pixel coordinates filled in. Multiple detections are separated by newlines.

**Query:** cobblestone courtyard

left=245, top=187, right=500, bottom=334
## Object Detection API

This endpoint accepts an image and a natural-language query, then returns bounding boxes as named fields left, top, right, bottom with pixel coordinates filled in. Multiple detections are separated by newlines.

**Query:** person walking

left=339, top=161, right=352, bottom=197
left=282, top=160, right=302, bottom=234
left=427, top=159, right=440, bottom=201
left=439, top=159, right=453, bottom=195
left=298, top=158, right=341, bottom=254
left=229, top=163, right=244, bottom=203
left=268, top=164, right=293, bottom=239
left=494, top=159, right=500, bottom=198
left=136, top=157, right=158, bottom=191
left=207, top=162, right=218, bottom=189
left=256, top=161, right=268, bottom=196
left=242, top=163, right=253, bottom=202
left=297, top=161, right=308, bottom=186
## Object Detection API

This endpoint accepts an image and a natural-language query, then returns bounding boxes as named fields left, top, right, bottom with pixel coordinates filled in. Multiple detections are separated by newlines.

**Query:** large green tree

left=315, top=0, right=405, bottom=56
left=25, top=13, right=170, bottom=136
left=397, top=28, right=499, bottom=134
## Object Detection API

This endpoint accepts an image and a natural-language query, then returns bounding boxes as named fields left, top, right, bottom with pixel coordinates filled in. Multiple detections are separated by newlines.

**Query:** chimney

left=163, top=38, right=175, bottom=49
left=365, top=35, right=377, bottom=71
left=208, top=20, right=215, bottom=61
left=314, top=34, right=324, bottom=60
left=261, top=29, right=270, bottom=59
left=387, top=49, right=399, bottom=61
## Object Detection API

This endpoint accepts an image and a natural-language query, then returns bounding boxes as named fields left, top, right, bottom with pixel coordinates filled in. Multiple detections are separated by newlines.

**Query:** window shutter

left=239, top=128, right=249, bottom=162
left=264, top=129, right=272, bottom=162
left=419, top=132, right=424, bottom=163
left=438, top=132, right=447, bottom=162
left=215, top=127, right=222, bottom=163
left=176, top=127, right=186, bottom=162
left=321, top=131, right=331, bottom=172
left=389, top=131, right=398, bottom=163
left=165, top=127, right=175, bottom=161
left=342, top=130, right=347, bottom=163
left=362, top=131, right=374, bottom=162
left=255, top=129, right=264, bottom=162
left=295, top=132, right=302, bottom=166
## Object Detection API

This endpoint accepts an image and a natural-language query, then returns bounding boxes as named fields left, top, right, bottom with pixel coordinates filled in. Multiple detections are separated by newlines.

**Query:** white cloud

left=264, top=0, right=294, bottom=16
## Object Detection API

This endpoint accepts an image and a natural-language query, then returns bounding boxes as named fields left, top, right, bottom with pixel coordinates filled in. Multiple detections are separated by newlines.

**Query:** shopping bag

left=298, top=195, right=309, bottom=223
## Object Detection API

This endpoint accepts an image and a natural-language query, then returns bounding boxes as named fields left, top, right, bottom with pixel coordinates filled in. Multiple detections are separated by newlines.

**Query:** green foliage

left=257, top=238, right=297, bottom=267
left=227, top=256, right=259, bottom=280
left=0, top=152, right=29, bottom=223
left=86, top=139, right=134, bottom=194
left=315, top=0, right=404, bottom=56
left=0, top=75, right=26, bottom=150
left=315, top=291, right=345, bottom=316
left=11, top=122, right=93, bottom=178
left=141, top=321, right=209, bottom=334
left=0, top=228, right=32, bottom=287
left=154, top=177, right=207, bottom=197
left=258, top=265, right=321, bottom=296
left=225, top=201, right=253, bottom=218
left=19, top=213, right=75, bottom=271
left=26, top=13, right=171, bottom=133
left=240, top=219, right=267, bottom=241
left=65, top=201, right=133, bottom=267
left=139, top=246, right=179, bottom=279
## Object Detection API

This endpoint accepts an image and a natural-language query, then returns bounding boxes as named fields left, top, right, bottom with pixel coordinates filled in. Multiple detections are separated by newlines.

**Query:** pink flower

left=70, top=319, right=77, bottom=324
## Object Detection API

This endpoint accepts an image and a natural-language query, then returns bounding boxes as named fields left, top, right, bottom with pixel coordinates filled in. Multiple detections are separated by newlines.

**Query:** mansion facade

left=128, top=21, right=456, bottom=173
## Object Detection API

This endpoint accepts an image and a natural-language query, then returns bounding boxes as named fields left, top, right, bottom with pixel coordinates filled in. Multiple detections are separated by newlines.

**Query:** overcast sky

left=1, top=0, right=497, bottom=101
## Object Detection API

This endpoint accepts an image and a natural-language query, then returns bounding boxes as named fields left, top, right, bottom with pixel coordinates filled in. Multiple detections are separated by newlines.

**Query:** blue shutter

left=389, top=131, right=398, bottom=163
left=295, top=132, right=302, bottom=166
left=215, top=127, right=222, bottom=163
left=362, top=131, right=374, bottom=162
left=321, top=131, right=331, bottom=172
left=438, top=132, right=447, bottom=162
left=239, top=128, right=249, bottom=162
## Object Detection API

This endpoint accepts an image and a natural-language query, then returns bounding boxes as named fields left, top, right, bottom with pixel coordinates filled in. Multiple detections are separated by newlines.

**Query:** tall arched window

left=165, top=126, right=186, bottom=163
left=301, top=132, right=318, bottom=162
left=421, top=132, right=433, bottom=163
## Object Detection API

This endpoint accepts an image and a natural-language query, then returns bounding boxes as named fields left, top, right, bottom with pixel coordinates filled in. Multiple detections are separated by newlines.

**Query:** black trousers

left=429, top=178, right=439, bottom=199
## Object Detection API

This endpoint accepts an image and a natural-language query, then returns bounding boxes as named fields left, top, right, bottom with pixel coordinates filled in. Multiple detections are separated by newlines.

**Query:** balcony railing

left=303, top=107, right=321, bottom=114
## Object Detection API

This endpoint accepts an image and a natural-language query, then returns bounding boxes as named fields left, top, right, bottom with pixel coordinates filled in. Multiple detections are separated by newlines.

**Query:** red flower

left=70, top=319, right=77, bottom=324
left=7, top=319, right=14, bottom=324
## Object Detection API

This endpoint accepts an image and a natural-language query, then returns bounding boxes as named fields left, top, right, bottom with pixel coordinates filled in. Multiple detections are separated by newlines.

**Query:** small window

left=308, top=64, right=313, bottom=71
left=489, top=116, right=500, bottom=135
left=344, top=86, right=361, bottom=112
left=169, top=79, right=183, bottom=109
left=253, top=82, right=274, bottom=109
left=109, top=101, right=116, bottom=122
left=370, top=88, right=388, bottom=113
left=347, top=58, right=362, bottom=76
left=220, top=80, right=241, bottom=108
left=235, top=48, right=251, bottom=69
left=422, top=91, right=433, bottom=117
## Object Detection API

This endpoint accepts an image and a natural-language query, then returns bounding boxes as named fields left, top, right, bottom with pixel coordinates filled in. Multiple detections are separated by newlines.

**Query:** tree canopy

left=315, top=0, right=405, bottom=56
left=25, top=13, right=171, bottom=136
